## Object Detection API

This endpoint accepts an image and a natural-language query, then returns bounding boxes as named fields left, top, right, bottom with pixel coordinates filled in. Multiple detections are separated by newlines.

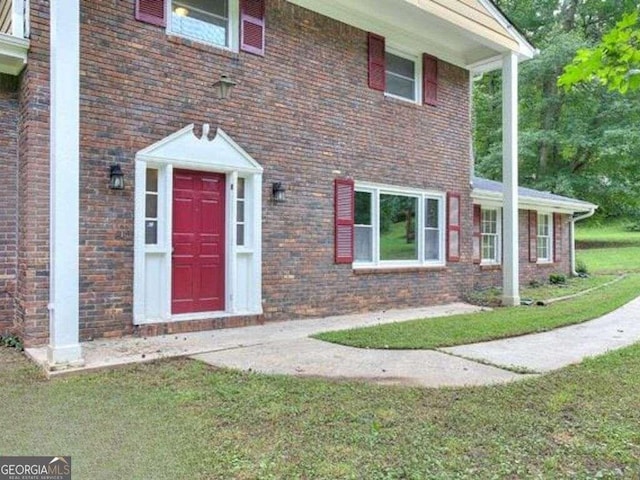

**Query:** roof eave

left=471, top=189, right=598, bottom=214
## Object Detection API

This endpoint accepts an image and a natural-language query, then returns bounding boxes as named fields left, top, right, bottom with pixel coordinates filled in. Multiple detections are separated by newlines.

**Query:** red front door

left=172, top=170, right=226, bottom=314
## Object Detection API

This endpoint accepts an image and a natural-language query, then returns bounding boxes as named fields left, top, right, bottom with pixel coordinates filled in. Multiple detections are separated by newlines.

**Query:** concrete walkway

left=25, top=296, right=640, bottom=388
left=443, top=295, right=640, bottom=372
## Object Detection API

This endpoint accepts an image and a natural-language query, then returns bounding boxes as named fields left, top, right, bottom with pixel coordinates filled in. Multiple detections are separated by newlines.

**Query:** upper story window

left=367, top=33, right=436, bottom=106
left=481, top=207, right=501, bottom=264
left=537, top=213, right=553, bottom=262
left=385, top=51, right=419, bottom=102
left=169, top=0, right=239, bottom=49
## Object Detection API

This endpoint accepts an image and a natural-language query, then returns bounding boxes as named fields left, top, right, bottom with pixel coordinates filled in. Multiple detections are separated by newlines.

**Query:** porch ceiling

left=287, top=0, right=535, bottom=71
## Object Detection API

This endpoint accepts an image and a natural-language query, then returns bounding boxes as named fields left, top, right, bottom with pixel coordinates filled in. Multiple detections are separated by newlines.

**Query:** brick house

left=0, top=0, right=595, bottom=368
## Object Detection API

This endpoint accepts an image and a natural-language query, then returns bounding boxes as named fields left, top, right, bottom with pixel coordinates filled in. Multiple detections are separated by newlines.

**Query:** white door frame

left=133, top=124, right=263, bottom=325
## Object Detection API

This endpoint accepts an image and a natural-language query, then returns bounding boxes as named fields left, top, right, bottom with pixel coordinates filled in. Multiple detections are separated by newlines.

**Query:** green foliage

left=0, top=334, right=24, bottom=351
left=559, top=11, right=640, bottom=93
left=549, top=273, right=567, bottom=285
left=575, top=258, right=589, bottom=275
left=474, top=1, right=640, bottom=219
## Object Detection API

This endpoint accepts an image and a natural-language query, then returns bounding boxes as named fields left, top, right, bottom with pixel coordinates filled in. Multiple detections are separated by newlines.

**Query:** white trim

left=167, top=0, right=239, bottom=52
left=227, top=171, right=238, bottom=313
left=471, top=188, right=597, bottom=214
left=134, top=124, right=263, bottom=325
left=501, top=52, right=519, bottom=307
left=353, top=181, right=446, bottom=269
left=479, top=206, right=501, bottom=265
left=48, top=0, right=83, bottom=367
left=384, top=45, right=422, bottom=105
left=0, top=32, right=29, bottom=75
left=536, top=212, right=553, bottom=263
left=11, top=0, right=24, bottom=38
left=477, top=0, right=537, bottom=59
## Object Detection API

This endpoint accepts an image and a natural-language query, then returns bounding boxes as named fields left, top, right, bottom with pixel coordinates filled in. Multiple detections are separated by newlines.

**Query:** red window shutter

left=335, top=179, right=355, bottom=264
left=368, top=33, right=385, bottom=92
left=472, top=204, right=481, bottom=264
left=553, top=213, right=562, bottom=263
left=241, top=0, right=266, bottom=56
left=423, top=54, right=438, bottom=106
left=529, top=210, right=538, bottom=263
left=447, top=193, right=461, bottom=262
left=135, top=0, right=166, bottom=27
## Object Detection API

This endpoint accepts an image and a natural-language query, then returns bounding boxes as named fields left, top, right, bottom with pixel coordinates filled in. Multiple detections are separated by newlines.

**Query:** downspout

left=570, top=208, right=597, bottom=276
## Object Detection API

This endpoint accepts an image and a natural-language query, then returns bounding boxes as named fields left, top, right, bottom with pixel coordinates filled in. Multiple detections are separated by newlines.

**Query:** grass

left=313, top=274, right=640, bottom=350
left=468, top=274, right=617, bottom=306
left=575, top=220, right=640, bottom=247
left=577, top=247, right=640, bottom=274
left=2, top=345, right=640, bottom=478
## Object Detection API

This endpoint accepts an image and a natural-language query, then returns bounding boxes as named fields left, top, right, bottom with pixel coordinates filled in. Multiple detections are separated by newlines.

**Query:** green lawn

left=313, top=274, right=640, bottom=350
left=575, top=220, right=640, bottom=246
left=2, top=345, right=640, bottom=479
left=577, top=247, right=640, bottom=274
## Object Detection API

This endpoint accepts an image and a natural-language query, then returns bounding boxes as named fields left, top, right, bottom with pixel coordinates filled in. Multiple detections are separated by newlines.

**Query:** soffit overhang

left=0, top=33, right=28, bottom=75
left=286, top=0, right=536, bottom=72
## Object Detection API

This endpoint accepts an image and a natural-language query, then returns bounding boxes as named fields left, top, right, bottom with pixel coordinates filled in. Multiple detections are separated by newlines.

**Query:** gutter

left=570, top=208, right=598, bottom=276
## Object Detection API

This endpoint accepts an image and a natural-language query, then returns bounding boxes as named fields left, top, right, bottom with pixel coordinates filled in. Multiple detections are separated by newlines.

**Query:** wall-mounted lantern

left=212, top=74, right=237, bottom=100
left=272, top=182, right=286, bottom=203
left=109, top=164, right=125, bottom=190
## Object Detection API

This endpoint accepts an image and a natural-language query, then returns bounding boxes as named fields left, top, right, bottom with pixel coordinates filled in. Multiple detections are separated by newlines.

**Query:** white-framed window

left=480, top=207, right=501, bottom=264
left=236, top=177, right=246, bottom=246
left=537, top=213, right=553, bottom=262
left=385, top=49, right=421, bottom=103
left=145, top=168, right=160, bottom=245
left=354, top=184, right=444, bottom=267
left=168, top=0, right=239, bottom=50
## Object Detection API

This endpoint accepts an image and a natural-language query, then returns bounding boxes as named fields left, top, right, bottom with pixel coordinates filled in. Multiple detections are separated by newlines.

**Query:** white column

left=502, top=52, right=520, bottom=307
left=11, top=0, right=25, bottom=38
left=47, top=0, right=83, bottom=367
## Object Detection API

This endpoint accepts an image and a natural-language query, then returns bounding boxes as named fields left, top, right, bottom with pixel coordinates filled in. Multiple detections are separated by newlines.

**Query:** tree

left=558, top=10, right=640, bottom=93
left=473, top=0, right=640, bottom=219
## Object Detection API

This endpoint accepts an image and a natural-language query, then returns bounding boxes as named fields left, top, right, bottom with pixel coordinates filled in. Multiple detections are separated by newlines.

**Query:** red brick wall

left=0, top=76, right=19, bottom=335
left=473, top=211, right=572, bottom=292
left=16, top=0, right=573, bottom=344
left=73, top=0, right=474, bottom=341
left=14, top=1, right=51, bottom=345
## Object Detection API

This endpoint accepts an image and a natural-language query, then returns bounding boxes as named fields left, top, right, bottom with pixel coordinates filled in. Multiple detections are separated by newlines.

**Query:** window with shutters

left=480, top=207, right=501, bottom=264
left=537, top=212, right=553, bottom=262
left=168, top=0, right=239, bottom=49
left=354, top=184, right=444, bottom=267
left=385, top=49, right=421, bottom=103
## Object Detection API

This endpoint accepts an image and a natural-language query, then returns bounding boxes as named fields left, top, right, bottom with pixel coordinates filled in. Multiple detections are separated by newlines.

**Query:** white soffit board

left=287, top=0, right=532, bottom=70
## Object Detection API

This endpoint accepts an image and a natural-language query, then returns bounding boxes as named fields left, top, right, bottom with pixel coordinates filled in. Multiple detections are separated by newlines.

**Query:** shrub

left=575, top=259, right=589, bottom=275
left=549, top=273, right=567, bottom=285
left=0, top=334, right=24, bottom=351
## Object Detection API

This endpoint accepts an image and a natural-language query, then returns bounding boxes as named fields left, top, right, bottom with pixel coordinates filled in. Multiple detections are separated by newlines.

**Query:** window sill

left=383, top=92, right=420, bottom=107
left=480, top=263, right=501, bottom=271
left=167, top=35, right=239, bottom=60
left=353, top=265, right=447, bottom=275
